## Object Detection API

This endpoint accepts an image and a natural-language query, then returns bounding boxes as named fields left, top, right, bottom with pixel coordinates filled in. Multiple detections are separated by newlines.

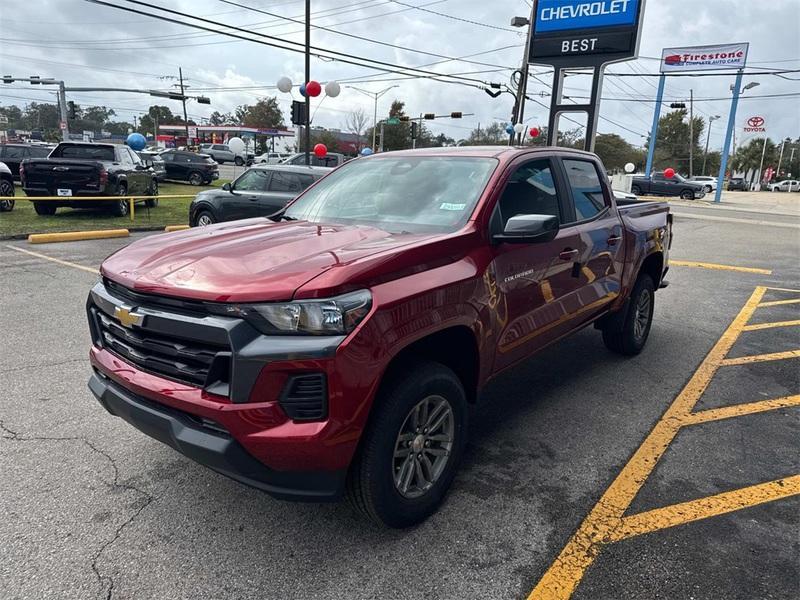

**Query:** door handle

left=559, top=248, right=579, bottom=261
left=607, top=235, right=622, bottom=246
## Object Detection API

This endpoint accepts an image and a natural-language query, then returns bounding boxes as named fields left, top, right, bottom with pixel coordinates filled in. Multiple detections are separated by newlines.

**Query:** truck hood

left=101, top=219, right=436, bottom=303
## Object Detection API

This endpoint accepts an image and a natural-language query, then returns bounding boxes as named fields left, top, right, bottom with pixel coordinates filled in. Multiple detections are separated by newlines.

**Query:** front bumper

left=88, top=371, right=345, bottom=501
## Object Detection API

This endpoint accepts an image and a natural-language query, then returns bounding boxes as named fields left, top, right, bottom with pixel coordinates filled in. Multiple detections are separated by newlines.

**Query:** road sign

left=744, top=116, right=766, bottom=133
left=59, top=121, right=67, bottom=130
left=530, top=0, right=645, bottom=68
left=187, top=126, right=197, bottom=139
left=386, top=118, right=400, bottom=125
left=660, top=43, right=749, bottom=73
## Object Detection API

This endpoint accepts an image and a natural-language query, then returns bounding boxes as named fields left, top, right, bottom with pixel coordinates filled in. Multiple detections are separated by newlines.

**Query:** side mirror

left=494, top=214, right=559, bottom=244
left=222, top=182, right=232, bottom=192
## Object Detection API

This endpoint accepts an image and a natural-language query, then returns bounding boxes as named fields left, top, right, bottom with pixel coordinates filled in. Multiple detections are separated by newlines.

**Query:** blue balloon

left=126, top=132, right=146, bottom=151
left=360, top=147, right=374, bottom=156
left=299, top=83, right=307, bottom=97
left=505, top=124, right=515, bottom=135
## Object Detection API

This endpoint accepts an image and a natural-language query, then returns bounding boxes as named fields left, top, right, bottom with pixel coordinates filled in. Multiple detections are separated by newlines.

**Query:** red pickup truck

left=87, top=147, right=671, bottom=527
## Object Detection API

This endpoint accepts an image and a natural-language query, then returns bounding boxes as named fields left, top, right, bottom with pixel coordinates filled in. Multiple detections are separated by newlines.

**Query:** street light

left=346, top=85, right=398, bottom=151
left=509, top=2, right=537, bottom=144
left=702, top=115, right=721, bottom=175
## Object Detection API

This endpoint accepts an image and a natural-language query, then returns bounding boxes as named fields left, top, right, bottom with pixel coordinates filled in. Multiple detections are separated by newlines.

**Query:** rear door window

left=3, top=146, right=27, bottom=159
left=270, top=171, right=307, bottom=193
left=562, top=159, right=608, bottom=222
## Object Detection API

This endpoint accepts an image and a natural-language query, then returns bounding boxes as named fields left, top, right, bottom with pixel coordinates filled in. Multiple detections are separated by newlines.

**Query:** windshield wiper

left=278, top=214, right=297, bottom=221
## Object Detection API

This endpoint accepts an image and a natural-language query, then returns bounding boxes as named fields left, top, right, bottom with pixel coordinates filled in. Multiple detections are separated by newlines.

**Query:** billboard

left=530, top=0, right=645, bottom=68
left=660, top=43, right=749, bottom=73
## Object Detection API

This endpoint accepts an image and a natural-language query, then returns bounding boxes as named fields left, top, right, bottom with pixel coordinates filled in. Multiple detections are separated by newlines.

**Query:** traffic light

left=399, top=116, right=411, bottom=122
left=411, top=122, right=418, bottom=140
left=423, top=113, right=435, bottom=120
left=30, top=75, right=40, bottom=85
left=291, top=100, right=307, bottom=125
left=67, top=101, right=76, bottom=119
left=670, top=102, right=686, bottom=109
left=196, top=96, right=211, bottom=105
left=2, top=75, right=12, bottom=84
left=450, top=112, right=462, bottom=119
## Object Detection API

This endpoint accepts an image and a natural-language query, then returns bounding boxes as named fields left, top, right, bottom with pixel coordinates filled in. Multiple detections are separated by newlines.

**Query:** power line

left=386, top=0, right=519, bottom=32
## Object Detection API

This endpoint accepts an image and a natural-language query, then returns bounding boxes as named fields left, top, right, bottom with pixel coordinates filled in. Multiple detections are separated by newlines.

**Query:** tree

left=593, top=133, right=645, bottom=172
left=465, top=122, right=509, bottom=145
left=139, top=105, right=180, bottom=136
left=731, top=138, right=779, bottom=182
left=344, top=108, right=369, bottom=151
left=429, top=133, right=455, bottom=147
left=234, top=97, right=284, bottom=128
left=365, top=100, right=410, bottom=151
left=208, top=110, right=235, bottom=126
left=645, top=109, right=705, bottom=175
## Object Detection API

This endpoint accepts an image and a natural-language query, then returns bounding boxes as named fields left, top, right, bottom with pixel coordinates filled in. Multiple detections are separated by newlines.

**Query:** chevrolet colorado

left=86, top=147, right=671, bottom=527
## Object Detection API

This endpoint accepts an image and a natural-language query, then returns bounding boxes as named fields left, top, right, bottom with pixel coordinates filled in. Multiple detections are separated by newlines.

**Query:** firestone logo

left=744, top=116, right=766, bottom=133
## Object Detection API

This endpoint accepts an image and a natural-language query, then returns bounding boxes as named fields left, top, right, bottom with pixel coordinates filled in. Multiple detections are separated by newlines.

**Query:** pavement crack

left=0, top=419, right=154, bottom=600
left=0, top=357, right=88, bottom=374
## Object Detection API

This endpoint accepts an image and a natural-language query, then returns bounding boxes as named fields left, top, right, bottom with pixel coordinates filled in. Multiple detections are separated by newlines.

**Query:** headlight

left=213, top=290, right=372, bottom=336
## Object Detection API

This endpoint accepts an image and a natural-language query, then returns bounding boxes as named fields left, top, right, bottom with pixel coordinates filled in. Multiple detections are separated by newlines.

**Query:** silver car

left=199, top=143, right=246, bottom=166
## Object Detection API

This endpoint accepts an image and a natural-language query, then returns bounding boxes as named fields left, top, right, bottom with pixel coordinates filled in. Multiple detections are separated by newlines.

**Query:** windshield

left=284, top=156, right=497, bottom=234
left=53, top=145, right=115, bottom=161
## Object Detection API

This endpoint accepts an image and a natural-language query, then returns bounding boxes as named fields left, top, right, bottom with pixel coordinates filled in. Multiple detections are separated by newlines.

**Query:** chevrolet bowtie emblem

left=114, top=306, right=144, bottom=328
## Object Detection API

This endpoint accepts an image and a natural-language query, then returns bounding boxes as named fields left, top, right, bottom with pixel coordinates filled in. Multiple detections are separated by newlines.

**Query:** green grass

left=0, top=180, right=230, bottom=238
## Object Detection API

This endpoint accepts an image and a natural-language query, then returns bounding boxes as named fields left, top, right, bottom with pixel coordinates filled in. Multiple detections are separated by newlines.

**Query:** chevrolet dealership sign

left=531, top=0, right=645, bottom=67
left=660, top=43, right=750, bottom=73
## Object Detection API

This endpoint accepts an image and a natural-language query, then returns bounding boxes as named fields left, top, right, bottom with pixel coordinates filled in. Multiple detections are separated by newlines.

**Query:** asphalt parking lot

left=1, top=204, right=798, bottom=600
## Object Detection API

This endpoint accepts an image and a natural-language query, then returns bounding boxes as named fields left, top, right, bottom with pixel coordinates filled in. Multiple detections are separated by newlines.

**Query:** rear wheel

left=188, top=172, right=204, bottom=186
left=602, top=274, right=655, bottom=356
left=0, top=179, right=15, bottom=211
left=346, top=361, right=468, bottom=528
left=145, top=179, right=159, bottom=207
left=33, top=201, right=56, bottom=216
left=195, top=210, right=216, bottom=227
left=110, top=185, right=129, bottom=217
left=704, top=185, right=712, bottom=193
left=631, top=185, right=642, bottom=195
left=234, top=156, right=244, bottom=166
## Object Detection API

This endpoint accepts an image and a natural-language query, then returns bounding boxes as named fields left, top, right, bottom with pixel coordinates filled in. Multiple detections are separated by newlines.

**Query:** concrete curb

left=27, top=229, right=130, bottom=244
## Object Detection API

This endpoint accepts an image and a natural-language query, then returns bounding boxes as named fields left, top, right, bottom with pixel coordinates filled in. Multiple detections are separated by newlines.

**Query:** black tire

left=680, top=189, right=694, bottom=200
left=602, top=274, right=655, bottom=356
left=631, top=185, right=642, bottom=195
left=346, top=360, right=468, bottom=528
left=704, top=185, right=712, bottom=193
left=110, top=185, right=129, bottom=217
left=0, top=178, right=15, bottom=212
left=145, top=179, right=159, bottom=207
left=194, top=210, right=216, bottom=227
left=234, top=156, right=244, bottom=166
left=33, top=201, right=56, bottom=216
left=188, top=172, right=204, bottom=186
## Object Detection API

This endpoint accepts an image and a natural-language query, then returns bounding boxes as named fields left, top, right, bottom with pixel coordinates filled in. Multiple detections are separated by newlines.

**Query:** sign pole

left=645, top=74, right=665, bottom=177
left=715, top=69, right=744, bottom=203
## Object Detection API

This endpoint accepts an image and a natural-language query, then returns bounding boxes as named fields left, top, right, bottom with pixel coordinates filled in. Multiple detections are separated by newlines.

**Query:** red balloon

left=313, top=143, right=327, bottom=158
left=306, top=80, right=322, bottom=97
left=664, top=168, right=676, bottom=179
left=529, top=127, right=540, bottom=138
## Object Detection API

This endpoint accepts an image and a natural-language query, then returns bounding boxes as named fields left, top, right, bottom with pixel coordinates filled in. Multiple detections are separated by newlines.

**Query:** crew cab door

left=221, top=168, right=271, bottom=221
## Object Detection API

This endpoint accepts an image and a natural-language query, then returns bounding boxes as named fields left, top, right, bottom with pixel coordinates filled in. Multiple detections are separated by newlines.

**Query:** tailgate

left=24, top=159, right=102, bottom=191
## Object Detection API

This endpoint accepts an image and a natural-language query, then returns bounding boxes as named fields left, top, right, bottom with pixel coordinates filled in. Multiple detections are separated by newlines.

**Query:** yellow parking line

left=670, top=260, right=772, bottom=275
left=742, top=320, right=800, bottom=331
left=720, top=350, right=800, bottom=366
left=757, top=298, right=800, bottom=308
left=609, top=475, right=800, bottom=542
left=683, top=395, right=800, bottom=426
left=5, top=245, right=99, bottom=275
left=527, top=287, right=767, bottom=600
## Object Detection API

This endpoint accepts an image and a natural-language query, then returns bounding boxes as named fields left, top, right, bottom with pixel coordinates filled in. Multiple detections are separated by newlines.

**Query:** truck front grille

left=94, top=309, right=230, bottom=389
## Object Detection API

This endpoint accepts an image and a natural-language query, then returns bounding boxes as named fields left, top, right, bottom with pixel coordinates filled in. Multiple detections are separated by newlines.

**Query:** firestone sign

left=660, top=43, right=749, bottom=73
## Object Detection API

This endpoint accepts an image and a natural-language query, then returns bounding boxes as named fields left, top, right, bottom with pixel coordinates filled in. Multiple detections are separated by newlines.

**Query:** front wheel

left=602, top=274, right=655, bottom=356
left=346, top=361, right=468, bottom=528
left=234, top=156, right=244, bottom=166
left=145, top=180, right=159, bottom=207
left=0, top=179, right=15, bottom=211
left=680, top=190, right=694, bottom=200
left=195, top=210, right=216, bottom=227
left=704, top=185, right=712, bottom=193
left=110, top=185, right=129, bottom=217
left=631, top=185, right=642, bottom=195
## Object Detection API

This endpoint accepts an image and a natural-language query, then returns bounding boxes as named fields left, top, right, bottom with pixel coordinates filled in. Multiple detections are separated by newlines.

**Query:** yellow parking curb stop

left=27, top=229, right=130, bottom=244
left=164, top=225, right=191, bottom=232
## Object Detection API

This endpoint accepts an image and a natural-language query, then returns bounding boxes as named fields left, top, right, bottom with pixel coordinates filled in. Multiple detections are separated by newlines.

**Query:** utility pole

left=689, top=89, right=694, bottom=178
left=57, top=81, right=69, bottom=141
left=178, top=68, right=189, bottom=144
left=777, top=138, right=787, bottom=176
left=510, top=0, right=537, bottom=145
left=702, top=115, right=720, bottom=175
left=757, top=137, right=768, bottom=189
left=304, top=0, right=311, bottom=165
left=379, top=121, right=385, bottom=153
left=346, top=85, right=399, bottom=151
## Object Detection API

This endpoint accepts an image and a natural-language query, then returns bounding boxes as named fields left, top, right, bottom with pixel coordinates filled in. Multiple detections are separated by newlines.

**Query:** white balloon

left=513, top=123, right=525, bottom=134
left=624, top=162, right=636, bottom=174
left=276, top=77, right=292, bottom=93
left=228, top=137, right=246, bottom=155
left=324, top=81, right=341, bottom=98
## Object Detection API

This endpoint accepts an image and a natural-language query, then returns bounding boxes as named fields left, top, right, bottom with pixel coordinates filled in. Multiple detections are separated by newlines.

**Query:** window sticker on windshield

left=440, top=202, right=466, bottom=211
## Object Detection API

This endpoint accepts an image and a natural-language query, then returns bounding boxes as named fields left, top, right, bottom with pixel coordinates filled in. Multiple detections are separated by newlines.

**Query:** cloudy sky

left=1, top=0, right=798, bottom=150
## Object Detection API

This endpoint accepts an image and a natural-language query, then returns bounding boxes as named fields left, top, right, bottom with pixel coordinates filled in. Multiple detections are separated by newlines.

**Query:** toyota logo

left=747, top=116, right=765, bottom=128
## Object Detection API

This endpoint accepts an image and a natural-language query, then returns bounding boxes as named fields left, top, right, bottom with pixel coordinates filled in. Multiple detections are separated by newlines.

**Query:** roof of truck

left=380, top=145, right=599, bottom=161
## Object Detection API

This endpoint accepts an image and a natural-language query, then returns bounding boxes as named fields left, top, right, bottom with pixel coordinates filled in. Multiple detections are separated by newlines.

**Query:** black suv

left=727, top=177, right=749, bottom=191
left=159, top=150, right=219, bottom=185
left=0, top=143, right=54, bottom=180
